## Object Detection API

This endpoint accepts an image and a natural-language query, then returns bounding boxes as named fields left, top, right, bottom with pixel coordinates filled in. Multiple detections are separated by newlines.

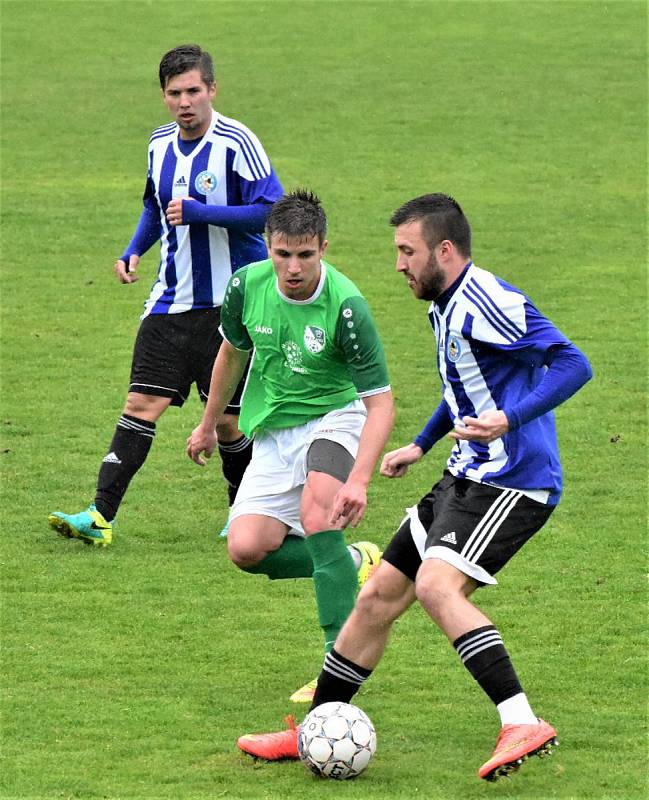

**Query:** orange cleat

left=237, top=715, right=300, bottom=760
left=478, top=718, right=558, bottom=781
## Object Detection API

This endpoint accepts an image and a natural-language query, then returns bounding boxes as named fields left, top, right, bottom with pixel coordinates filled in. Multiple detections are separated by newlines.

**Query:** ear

left=209, top=81, right=218, bottom=102
left=320, top=239, right=329, bottom=257
left=437, top=239, right=455, bottom=260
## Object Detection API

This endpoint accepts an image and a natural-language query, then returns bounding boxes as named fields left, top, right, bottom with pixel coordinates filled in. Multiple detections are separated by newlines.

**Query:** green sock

left=243, top=534, right=314, bottom=580
left=306, top=530, right=357, bottom=653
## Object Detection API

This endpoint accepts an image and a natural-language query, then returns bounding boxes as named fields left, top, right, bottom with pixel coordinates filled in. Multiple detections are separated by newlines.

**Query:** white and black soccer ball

left=298, top=701, right=377, bottom=780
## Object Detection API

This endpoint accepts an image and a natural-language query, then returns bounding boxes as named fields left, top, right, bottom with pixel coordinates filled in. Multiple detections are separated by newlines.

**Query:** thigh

left=300, top=470, right=344, bottom=533
left=425, top=478, right=554, bottom=585
left=193, top=308, right=251, bottom=414
left=229, top=430, right=305, bottom=533
left=129, top=313, right=193, bottom=407
left=381, top=475, right=451, bottom=582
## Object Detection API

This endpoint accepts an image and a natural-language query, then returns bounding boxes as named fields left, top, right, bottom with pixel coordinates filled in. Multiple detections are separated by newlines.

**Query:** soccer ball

left=298, top=701, right=377, bottom=780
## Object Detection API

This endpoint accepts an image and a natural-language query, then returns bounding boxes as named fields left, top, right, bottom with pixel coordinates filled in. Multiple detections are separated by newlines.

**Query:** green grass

left=1, top=1, right=646, bottom=798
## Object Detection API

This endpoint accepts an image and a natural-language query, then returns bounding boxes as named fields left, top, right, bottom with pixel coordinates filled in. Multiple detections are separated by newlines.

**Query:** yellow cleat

left=351, top=540, right=381, bottom=588
left=289, top=677, right=317, bottom=704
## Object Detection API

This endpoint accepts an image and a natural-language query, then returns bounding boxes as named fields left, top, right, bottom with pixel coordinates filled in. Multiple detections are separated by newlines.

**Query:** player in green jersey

left=187, top=190, right=395, bottom=700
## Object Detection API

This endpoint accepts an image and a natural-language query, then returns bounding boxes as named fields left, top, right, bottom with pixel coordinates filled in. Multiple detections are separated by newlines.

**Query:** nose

left=396, top=254, right=407, bottom=272
left=287, top=257, right=301, bottom=274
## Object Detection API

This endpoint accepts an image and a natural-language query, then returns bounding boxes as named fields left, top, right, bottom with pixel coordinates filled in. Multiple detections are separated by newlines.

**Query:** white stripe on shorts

left=461, top=489, right=522, bottom=563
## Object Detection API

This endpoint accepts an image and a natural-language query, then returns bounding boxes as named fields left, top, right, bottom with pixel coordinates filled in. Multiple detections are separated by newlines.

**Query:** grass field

left=1, top=1, right=647, bottom=798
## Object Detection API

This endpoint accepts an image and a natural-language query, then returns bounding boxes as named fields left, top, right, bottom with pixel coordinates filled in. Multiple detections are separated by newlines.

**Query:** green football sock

left=243, top=534, right=314, bottom=580
left=306, top=530, right=357, bottom=653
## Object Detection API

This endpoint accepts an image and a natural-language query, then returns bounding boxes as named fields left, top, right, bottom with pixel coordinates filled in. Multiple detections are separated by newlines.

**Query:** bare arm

left=330, top=390, right=395, bottom=528
left=186, top=340, right=249, bottom=465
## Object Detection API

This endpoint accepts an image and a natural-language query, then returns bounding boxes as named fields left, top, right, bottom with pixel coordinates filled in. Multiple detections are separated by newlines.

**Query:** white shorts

left=229, top=400, right=366, bottom=535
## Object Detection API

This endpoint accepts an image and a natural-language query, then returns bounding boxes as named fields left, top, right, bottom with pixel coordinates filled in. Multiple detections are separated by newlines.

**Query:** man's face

left=269, top=233, right=327, bottom=301
left=162, top=69, right=216, bottom=140
left=394, top=220, right=447, bottom=301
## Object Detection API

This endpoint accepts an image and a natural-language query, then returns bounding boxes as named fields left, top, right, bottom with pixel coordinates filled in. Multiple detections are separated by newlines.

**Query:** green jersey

left=221, top=259, right=390, bottom=437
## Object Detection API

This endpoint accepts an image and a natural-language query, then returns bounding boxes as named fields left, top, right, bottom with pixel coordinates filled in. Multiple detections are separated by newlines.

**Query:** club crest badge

left=446, top=335, right=462, bottom=362
left=304, top=326, right=326, bottom=354
left=282, top=340, right=308, bottom=374
left=194, top=170, right=217, bottom=195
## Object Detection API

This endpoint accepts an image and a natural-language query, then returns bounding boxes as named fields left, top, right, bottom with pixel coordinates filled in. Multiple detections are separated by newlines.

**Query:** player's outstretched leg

left=237, top=715, right=299, bottom=761
left=478, top=719, right=558, bottom=781
left=48, top=504, right=113, bottom=547
left=289, top=540, right=382, bottom=704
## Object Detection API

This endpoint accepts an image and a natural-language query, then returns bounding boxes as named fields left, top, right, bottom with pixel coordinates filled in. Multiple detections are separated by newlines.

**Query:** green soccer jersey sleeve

left=335, top=295, right=390, bottom=395
left=221, top=267, right=254, bottom=351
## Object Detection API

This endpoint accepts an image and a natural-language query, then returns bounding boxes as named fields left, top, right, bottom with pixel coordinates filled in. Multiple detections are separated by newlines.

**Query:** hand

left=380, top=443, right=423, bottom=478
left=329, top=479, right=368, bottom=529
left=186, top=425, right=217, bottom=466
left=115, top=254, right=140, bottom=283
left=448, top=410, right=509, bottom=443
left=165, top=198, right=194, bottom=227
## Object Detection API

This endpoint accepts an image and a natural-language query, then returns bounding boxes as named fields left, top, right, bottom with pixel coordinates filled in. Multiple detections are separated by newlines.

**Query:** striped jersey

left=425, top=262, right=574, bottom=504
left=143, top=109, right=283, bottom=316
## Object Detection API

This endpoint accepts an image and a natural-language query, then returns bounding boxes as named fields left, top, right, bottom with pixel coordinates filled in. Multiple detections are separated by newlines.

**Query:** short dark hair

left=265, top=189, right=327, bottom=246
left=159, top=44, right=215, bottom=89
left=389, top=193, right=471, bottom=258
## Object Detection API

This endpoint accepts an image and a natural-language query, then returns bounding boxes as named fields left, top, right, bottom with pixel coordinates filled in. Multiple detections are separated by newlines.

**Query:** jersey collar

left=432, top=261, right=473, bottom=314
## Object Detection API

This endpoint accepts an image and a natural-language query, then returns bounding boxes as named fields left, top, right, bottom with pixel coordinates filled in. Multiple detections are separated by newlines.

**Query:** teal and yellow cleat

left=48, top=504, right=113, bottom=547
left=351, top=540, right=382, bottom=588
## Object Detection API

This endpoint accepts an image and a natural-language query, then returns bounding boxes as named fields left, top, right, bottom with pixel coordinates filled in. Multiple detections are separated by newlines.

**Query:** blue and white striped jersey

left=425, top=262, right=577, bottom=504
left=143, top=109, right=283, bottom=316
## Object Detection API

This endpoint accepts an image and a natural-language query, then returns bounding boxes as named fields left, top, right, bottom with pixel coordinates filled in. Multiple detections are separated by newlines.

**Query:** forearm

left=120, top=193, right=161, bottom=261
left=349, top=391, right=396, bottom=485
left=503, top=343, right=593, bottom=430
left=200, top=341, right=249, bottom=429
left=181, top=201, right=271, bottom=233
left=413, top=398, right=454, bottom=453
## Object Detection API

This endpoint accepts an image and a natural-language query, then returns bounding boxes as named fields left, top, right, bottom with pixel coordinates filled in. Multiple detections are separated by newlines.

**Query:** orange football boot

left=478, top=718, right=558, bottom=781
left=237, top=715, right=299, bottom=760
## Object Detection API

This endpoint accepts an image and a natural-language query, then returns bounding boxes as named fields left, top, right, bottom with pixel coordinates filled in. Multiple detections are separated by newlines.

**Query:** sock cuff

left=118, top=414, right=156, bottom=437
left=305, top=530, right=347, bottom=564
left=453, top=625, right=504, bottom=664
left=218, top=435, right=252, bottom=453
left=324, top=648, right=372, bottom=684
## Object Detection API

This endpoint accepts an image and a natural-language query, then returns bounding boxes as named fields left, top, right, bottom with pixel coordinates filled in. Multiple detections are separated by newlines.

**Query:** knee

left=353, top=580, right=402, bottom=629
left=124, top=393, right=168, bottom=421
left=301, top=508, right=329, bottom=535
left=216, top=414, right=241, bottom=442
left=415, top=572, right=458, bottom=620
left=227, top=536, right=262, bottom=570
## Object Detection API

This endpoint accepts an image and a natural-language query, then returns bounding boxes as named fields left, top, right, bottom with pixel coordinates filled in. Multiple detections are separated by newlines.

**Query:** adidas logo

left=102, top=451, right=122, bottom=465
left=174, top=176, right=187, bottom=186
left=440, top=531, right=457, bottom=545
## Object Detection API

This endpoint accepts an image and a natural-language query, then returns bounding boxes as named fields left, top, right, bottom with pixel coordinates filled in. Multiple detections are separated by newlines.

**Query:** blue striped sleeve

left=119, top=177, right=161, bottom=262
left=180, top=200, right=271, bottom=233
left=413, top=398, right=455, bottom=453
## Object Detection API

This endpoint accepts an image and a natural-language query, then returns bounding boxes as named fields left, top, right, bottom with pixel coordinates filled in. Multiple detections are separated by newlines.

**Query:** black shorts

left=382, top=472, right=554, bottom=586
left=129, top=308, right=248, bottom=412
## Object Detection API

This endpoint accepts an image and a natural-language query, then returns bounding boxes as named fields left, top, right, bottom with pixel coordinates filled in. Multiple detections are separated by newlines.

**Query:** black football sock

left=309, top=648, right=372, bottom=711
left=218, top=434, right=253, bottom=505
left=94, top=414, right=156, bottom=521
left=453, top=625, right=523, bottom=705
